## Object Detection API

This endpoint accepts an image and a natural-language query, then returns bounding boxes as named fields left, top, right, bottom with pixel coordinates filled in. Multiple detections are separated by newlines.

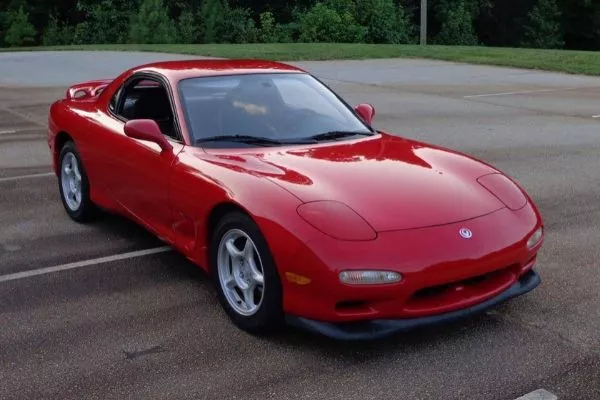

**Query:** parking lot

left=1, top=52, right=599, bottom=399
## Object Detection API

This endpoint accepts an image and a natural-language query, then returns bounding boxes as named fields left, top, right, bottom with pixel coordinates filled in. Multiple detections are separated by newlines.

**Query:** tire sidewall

left=210, top=212, right=283, bottom=333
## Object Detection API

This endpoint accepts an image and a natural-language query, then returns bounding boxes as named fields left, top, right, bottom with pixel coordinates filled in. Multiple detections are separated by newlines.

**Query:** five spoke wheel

left=58, top=141, right=97, bottom=222
left=60, top=152, right=83, bottom=211
left=217, top=229, right=265, bottom=316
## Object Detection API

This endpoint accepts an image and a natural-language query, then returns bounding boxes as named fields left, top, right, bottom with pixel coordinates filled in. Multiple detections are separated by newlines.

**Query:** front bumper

left=286, top=268, right=541, bottom=340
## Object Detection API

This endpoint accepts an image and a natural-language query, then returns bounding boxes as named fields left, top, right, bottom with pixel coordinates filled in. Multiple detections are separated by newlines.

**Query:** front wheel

left=58, top=141, right=97, bottom=222
left=210, top=212, right=284, bottom=333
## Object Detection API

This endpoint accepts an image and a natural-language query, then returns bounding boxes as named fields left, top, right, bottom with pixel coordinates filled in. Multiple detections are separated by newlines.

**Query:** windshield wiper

left=196, top=135, right=314, bottom=145
left=307, top=131, right=373, bottom=141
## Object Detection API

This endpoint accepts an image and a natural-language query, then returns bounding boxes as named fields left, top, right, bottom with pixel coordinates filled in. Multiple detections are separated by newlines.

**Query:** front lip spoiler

left=285, top=269, right=541, bottom=340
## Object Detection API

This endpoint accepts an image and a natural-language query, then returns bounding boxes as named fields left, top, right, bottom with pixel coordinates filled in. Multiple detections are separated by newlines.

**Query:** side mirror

left=124, top=119, right=173, bottom=152
left=354, top=103, right=376, bottom=125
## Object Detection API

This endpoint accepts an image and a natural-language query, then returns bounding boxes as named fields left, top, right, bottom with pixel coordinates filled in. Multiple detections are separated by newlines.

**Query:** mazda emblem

left=459, top=228, right=473, bottom=239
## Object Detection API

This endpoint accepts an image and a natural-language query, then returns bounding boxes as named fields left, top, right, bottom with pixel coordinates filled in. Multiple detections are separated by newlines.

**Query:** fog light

left=339, top=270, right=402, bottom=285
left=527, top=226, right=543, bottom=250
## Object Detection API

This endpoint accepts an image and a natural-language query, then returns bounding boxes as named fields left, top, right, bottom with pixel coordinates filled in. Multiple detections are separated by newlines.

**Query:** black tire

left=209, top=211, right=284, bottom=333
left=57, top=141, right=97, bottom=222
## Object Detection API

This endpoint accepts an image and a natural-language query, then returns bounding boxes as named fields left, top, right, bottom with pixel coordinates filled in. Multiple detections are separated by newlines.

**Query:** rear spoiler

left=66, top=79, right=113, bottom=100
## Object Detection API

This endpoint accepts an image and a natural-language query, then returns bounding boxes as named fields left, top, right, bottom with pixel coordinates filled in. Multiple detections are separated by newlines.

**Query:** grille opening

left=412, top=268, right=505, bottom=299
left=335, top=300, right=369, bottom=312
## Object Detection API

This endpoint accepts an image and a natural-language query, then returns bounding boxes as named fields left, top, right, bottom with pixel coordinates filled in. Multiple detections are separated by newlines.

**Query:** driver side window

left=113, top=77, right=178, bottom=141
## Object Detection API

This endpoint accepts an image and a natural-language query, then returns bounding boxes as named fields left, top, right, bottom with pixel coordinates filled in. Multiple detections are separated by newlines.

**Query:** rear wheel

left=210, top=212, right=284, bottom=333
left=58, top=141, right=97, bottom=222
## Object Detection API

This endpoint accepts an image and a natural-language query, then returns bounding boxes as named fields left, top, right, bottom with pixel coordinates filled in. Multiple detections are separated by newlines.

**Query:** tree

left=129, top=0, right=177, bottom=43
left=298, top=2, right=366, bottom=43
left=4, top=6, right=36, bottom=47
left=220, top=6, right=258, bottom=43
left=0, top=0, right=598, bottom=50
left=201, top=0, right=226, bottom=43
left=355, top=0, right=412, bottom=44
left=436, top=0, right=479, bottom=45
left=42, top=15, right=74, bottom=45
left=562, top=0, right=600, bottom=50
left=522, top=0, right=564, bottom=49
left=178, top=9, right=200, bottom=43
left=76, top=0, right=133, bottom=44
left=323, top=0, right=356, bottom=15
left=258, top=11, right=277, bottom=42
left=476, top=0, right=534, bottom=47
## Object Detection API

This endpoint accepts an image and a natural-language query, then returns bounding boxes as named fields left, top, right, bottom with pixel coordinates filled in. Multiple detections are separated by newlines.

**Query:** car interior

left=114, top=79, right=179, bottom=141
left=179, top=77, right=347, bottom=143
left=178, top=78, right=288, bottom=141
left=111, top=75, right=358, bottom=146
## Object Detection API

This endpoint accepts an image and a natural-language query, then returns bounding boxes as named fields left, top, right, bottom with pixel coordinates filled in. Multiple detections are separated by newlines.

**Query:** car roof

left=131, top=59, right=307, bottom=82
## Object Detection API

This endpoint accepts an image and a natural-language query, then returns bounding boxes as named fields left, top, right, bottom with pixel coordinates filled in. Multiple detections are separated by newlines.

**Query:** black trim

left=108, top=86, right=121, bottom=113
left=285, top=269, right=541, bottom=340
left=310, top=74, right=376, bottom=133
left=107, top=71, right=185, bottom=144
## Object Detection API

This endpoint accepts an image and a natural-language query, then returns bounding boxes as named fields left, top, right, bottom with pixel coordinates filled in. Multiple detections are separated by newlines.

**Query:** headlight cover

left=477, top=173, right=527, bottom=211
left=527, top=226, right=543, bottom=249
left=339, top=270, right=402, bottom=285
left=297, top=200, right=376, bottom=241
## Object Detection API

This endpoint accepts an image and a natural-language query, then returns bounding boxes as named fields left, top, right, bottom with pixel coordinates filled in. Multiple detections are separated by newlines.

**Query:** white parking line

left=515, top=389, right=558, bottom=400
left=592, top=115, right=600, bottom=119
left=0, top=130, right=16, bottom=135
left=464, top=87, right=578, bottom=98
left=0, top=172, right=54, bottom=183
left=0, top=246, right=172, bottom=283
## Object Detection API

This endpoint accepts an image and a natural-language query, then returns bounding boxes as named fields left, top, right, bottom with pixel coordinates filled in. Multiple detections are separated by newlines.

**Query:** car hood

left=201, top=133, right=507, bottom=231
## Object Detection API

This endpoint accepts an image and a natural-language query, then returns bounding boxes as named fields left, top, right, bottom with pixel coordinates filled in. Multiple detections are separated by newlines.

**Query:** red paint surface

left=48, top=60, right=544, bottom=323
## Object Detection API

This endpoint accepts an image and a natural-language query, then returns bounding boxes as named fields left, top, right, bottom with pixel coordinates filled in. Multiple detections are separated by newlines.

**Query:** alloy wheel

left=217, top=229, right=265, bottom=316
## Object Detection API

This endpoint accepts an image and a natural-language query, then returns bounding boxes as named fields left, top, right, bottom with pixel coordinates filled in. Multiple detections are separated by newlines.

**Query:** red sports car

left=47, top=59, right=544, bottom=339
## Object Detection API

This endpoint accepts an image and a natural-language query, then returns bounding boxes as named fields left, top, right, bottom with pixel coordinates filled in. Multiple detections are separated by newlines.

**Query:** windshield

left=178, top=73, right=373, bottom=147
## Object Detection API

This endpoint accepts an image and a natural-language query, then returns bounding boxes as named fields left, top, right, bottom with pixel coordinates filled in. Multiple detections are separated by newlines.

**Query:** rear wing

left=66, top=79, right=113, bottom=100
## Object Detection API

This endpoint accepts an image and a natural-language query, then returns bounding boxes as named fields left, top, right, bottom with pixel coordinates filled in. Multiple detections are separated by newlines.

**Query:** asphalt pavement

left=1, top=52, right=599, bottom=400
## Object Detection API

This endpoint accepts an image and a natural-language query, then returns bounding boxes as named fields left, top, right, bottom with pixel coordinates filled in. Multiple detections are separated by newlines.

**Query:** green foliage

left=72, top=21, right=94, bottom=45
left=129, top=0, right=177, bottom=44
left=42, top=16, right=75, bottom=46
left=522, top=0, right=564, bottom=49
left=258, top=11, right=294, bottom=43
left=274, top=23, right=297, bottom=42
left=323, top=0, right=356, bottom=15
left=201, top=0, right=225, bottom=43
left=0, top=0, right=599, bottom=50
left=75, top=0, right=132, bottom=44
left=355, top=0, right=412, bottom=44
left=436, top=0, right=479, bottom=46
left=562, top=0, right=600, bottom=49
left=4, top=6, right=36, bottom=47
left=258, top=11, right=277, bottom=42
left=245, top=18, right=261, bottom=43
left=298, top=2, right=366, bottom=43
left=220, top=7, right=258, bottom=43
left=178, top=10, right=200, bottom=44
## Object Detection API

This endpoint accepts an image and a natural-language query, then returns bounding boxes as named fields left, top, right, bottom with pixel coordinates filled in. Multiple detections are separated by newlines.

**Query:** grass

left=3, top=43, right=600, bottom=76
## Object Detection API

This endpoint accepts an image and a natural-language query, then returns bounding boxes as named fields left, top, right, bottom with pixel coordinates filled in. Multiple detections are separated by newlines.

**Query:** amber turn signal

left=285, top=272, right=312, bottom=285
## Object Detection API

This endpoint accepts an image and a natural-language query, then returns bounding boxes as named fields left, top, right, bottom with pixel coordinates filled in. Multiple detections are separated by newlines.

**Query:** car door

left=96, top=73, right=184, bottom=239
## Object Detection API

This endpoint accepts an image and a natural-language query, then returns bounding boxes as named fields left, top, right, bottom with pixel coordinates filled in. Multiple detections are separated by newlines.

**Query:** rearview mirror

left=354, top=103, right=375, bottom=125
left=124, top=119, right=173, bottom=152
